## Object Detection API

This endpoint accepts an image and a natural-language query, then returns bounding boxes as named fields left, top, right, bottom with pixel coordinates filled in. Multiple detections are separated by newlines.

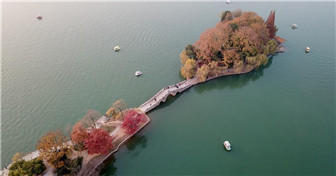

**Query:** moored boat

left=135, top=71, right=142, bottom=76
left=114, top=46, right=120, bottom=51
left=291, top=24, right=298, bottom=29
left=36, top=15, right=42, bottom=20
left=305, top=47, right=310, bottom=53
left=223, top=141, right=231, bottom=151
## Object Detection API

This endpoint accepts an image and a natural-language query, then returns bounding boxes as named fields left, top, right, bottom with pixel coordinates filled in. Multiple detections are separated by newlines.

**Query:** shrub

left=185, top=44, right=196, bottom=59
left=54, top=156, right=83, bottom=175
left=9, top=159, right=46, bottom=176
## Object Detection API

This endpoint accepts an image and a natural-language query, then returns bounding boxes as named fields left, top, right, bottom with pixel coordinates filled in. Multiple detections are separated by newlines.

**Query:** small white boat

left=114, top=46, right=120, bottom=51
left=291, top=24, right=298, bottom=29
left=135, top=71, right=142, bottom=76
left=305, top=47, right=310, bottom=53
left=36, top=15, right=42, bottom=20
left=225, top=0, right=230, bottom=4
left=223, top=141, right=231, bottom=151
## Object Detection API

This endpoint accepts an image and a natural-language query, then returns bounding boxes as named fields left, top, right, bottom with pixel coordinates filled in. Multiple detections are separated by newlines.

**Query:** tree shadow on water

left=98, top=135, right=148, bottom=176
left=125, top=134, right=148, bottom=151
left=99, top=156, right=117, bottom=176
left=147, top=92, right=184, bottom=113
left=147, top=57, right=275, bottom=111
left=194, top=57, right=274, bottom=95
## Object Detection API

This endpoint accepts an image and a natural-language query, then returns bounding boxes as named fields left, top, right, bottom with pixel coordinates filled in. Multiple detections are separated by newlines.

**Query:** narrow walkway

left=138, top=78, right=198, bottom=113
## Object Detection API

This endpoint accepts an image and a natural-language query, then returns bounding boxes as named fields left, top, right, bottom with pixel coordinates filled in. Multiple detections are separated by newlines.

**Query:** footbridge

left=138, top=78, right=197, bottom=113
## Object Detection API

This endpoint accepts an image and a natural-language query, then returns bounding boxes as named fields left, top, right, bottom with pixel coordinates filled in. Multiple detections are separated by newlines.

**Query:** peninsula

left=1, top=10, right=284, bottom=176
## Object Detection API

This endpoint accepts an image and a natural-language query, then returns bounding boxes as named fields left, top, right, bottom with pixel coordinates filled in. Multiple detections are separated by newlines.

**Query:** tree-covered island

left=180, top=9, right=284, bottom=82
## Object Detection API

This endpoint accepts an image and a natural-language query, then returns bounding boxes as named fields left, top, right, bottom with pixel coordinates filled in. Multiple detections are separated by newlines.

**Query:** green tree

left=181, top=59, right=197, bottom=79
left=9, top=159, right=46, bottom=176
left=230, top=22, right=238, bottom=31
left=55, top=157, right=83, bottom=175
left=185, top=44, right=196, bottom=59
left=220, top=10, right=233, bottom=22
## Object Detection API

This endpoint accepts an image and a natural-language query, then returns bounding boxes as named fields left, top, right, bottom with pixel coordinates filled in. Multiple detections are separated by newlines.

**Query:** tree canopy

left=84, top=128, right=114, bottom=155
left=121, top=109, right=147, bottom=135
left=9, top=159, right=46, bottom=176
left=71, top=121, right=89, bottom=150
left=36, top=129, right=71, bottom=167
left=182, top=10, right=278, bottom=81
left=181, top=59, right=197, bottom=79
left=106, top=99, right=127, bottom=119
left=81, top=109, right=101, bottom=128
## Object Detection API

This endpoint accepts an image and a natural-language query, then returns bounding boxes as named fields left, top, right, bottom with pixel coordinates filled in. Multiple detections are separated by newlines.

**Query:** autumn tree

left=232, top=8, right=242, bottom=18
left=234, top=60, right=244, bottom=73
left=71, top=121, right=89, bottom=150
left=180, top=50, right=189, bottom=65
left=194, top=26, right=231, bottom=62
left=196, top=64, right=209, bottom=82
left=181, top=59, right=197, bottom=79
left=263, top=39, right=278, bottom=56
left=11, top=152, right=23, bottom=162
left=266, top=10, right=276, bottom=39
left=220, top=10, right=233, bottom=22
left=121, top=109, right=147, bottom=135
left=84, top=128, right=114, bottom=155
left=208, top=61, right=222, bottom=77
left=81, top=109, right=101, bottom=128
left=106, top=99, right=127, bottom=119
left=36, top=129, right=71, bottom=167
left=181, top=10, right=278, bottom=80
left=246, top=54, right=268, bottom=68
left=180, top=45, right=197, bottom=65
left=256, top=54, right=268, bottom=67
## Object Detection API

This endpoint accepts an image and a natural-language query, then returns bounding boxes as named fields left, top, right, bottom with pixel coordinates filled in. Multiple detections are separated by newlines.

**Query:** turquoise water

left=2, top=2, right=335, bottom=175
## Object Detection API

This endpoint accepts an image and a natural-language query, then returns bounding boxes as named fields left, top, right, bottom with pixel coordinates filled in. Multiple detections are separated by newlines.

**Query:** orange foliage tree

left=71, top=121, right=89, bottom=150
left=36, top=129, right=70, bottom=167
left=191, top=10, right=276, bottom=73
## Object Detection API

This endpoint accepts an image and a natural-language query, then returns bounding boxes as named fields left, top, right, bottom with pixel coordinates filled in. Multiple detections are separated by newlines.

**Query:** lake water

left=2, top=2, right=335, bottom=175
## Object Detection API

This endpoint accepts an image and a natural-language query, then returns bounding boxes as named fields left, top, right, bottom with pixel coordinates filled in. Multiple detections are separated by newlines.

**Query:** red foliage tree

left=121, top=109, right=147, bottom=135
left=266, top=10, right=276, bottom=39
left=71, top=122, right=89, bottom=145
left=84, top=128, right=114, bottom=155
